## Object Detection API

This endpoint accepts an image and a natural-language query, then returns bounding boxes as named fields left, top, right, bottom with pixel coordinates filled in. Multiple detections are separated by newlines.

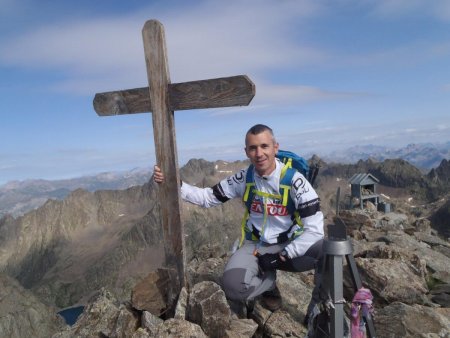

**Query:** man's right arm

left=153, top=165, right=246, bottom=208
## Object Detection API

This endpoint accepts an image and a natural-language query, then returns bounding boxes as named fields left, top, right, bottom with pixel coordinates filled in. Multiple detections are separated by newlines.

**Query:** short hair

left=245, top=124, right=277, bottom=145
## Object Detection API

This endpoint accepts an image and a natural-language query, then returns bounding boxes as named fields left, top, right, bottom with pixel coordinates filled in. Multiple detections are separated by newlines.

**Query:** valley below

left=0, top=156, right=449, bottom=337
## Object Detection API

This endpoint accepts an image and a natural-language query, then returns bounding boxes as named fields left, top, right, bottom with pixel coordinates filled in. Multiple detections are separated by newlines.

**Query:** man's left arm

left=284, top=172, right=324, bottom=259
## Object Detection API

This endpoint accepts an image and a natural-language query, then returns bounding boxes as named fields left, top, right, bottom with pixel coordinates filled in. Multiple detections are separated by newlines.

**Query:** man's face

left=245, top=130, right=279, bottom=176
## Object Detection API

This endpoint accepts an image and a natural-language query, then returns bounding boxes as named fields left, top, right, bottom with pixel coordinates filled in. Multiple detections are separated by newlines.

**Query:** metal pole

left=322, top=222, right=377, bottom=338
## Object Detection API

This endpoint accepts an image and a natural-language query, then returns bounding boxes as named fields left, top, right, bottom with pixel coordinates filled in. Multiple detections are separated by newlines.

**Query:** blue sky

left=1, top=0, right=449, bottom=185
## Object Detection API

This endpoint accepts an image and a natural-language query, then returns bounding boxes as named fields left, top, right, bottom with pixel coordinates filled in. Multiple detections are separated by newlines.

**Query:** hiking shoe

left=246, top=299, right=255, bottom=318
left=228, top=299, right=245, bottom=319
left=261, top=285, right=282, bottom=311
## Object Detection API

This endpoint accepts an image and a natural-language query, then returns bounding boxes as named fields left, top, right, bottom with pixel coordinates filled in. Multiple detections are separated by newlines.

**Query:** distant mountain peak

left=0, top=168, right=152, bottom=218
left=324, top=141, right=450, bottom=170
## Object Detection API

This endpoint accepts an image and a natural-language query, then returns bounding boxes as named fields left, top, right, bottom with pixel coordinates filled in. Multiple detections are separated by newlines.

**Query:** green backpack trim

left=239, top=163, right=303, bottom=247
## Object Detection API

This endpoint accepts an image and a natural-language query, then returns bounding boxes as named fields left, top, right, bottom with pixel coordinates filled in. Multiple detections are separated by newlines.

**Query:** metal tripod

left=320, top=217, right=376, bottom=338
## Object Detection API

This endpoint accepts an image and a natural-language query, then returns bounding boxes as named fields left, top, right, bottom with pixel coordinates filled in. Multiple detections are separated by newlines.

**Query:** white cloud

left=0, top=163, right=15, bottom=170
left=207, top=104, right=267, bottom=117
left=370, top=0, right=450, bottom=22
left=255, top=82, right=366, bottom=105
left=0, top=17, right=144, bottom=78
left=162, top=1, right=324, bottom=81
left=371, top=0, right=427, bottom=16
left=334, top=39, right=450, bottom=71
left=0, top=0, right=325, bottom=95
left=202, top=81, right=367, bottom=117
left=5, top=0, right=446, bottom=104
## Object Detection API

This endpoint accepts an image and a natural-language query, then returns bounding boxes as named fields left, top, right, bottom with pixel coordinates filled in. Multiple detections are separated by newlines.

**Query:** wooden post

left=142, top=21, right=184, bottom=292
left=93, top=19, right=255, bottom=305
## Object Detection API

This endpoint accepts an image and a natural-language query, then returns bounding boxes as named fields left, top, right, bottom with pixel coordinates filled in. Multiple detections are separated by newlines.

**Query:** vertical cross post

left=142, top=20, right=185, bottom=293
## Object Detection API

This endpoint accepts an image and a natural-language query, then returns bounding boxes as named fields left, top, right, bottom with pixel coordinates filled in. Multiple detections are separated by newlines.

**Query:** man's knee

left=305, top=239, right=323, bottom=259
left=221, top=268, right=254, bottom=301
left=285, top=240, right=324, bottom=272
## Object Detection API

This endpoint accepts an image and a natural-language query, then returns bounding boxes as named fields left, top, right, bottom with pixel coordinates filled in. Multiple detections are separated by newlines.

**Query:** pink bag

left=351, top=287, right=374, bottom=338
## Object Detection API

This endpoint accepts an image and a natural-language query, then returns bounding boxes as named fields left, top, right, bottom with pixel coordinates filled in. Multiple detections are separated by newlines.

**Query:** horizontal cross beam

left=94, top=75, right=255, bottom=116
left=93, top=19, right=255, bottom=307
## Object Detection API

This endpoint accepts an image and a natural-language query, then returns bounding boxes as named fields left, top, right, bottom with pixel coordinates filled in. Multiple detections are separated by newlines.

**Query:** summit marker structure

left=93, top=19, right=255, bottom=302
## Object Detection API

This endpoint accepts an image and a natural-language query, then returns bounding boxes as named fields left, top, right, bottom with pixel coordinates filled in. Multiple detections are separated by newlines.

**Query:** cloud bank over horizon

left=0, top=0, right=449, bottom=184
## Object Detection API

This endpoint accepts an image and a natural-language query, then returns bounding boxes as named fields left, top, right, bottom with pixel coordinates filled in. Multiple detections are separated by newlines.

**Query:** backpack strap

left=243, top=164, right=284, bottom=211
left=279, top=167, right=304, bottom=234
left=239, top=164, right=304, bottom=247
left=243, top=164, right=255, bottom=212
left=279, top=167, right=296, bottom=214
left=240, top=165, right=256, bottom=247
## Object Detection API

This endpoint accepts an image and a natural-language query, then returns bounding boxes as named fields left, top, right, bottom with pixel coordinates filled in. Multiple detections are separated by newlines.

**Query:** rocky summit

left=0, top=157, right=449, bottom=337
left=0, top=274, right=66, bottom=338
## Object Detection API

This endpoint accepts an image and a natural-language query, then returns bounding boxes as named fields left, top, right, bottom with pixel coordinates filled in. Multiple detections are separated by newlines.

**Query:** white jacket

left=181, top=159, right=324, bottom=258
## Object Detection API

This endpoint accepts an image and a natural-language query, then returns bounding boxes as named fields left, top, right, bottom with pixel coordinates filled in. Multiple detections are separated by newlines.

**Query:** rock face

left=430, top=199, right=450, bottom=238
left=0, top=274, right=66, bottom=338
left=320, top=158, right=427, bottom=190
left=352, top=258, right=428, bottom=305
left=0, top=160, right=246, bottom=309
left=375, top=302, right=450, bottom=338
left=53, top=288, right=139, bottom=338
left=428, top=158, right=450, bottom=195
left=131, top=269, right=171, bottom=315
left=320, top=156, right=450, bottom=201
left=0, top=182, right=166, bottom=308
left=51, top=213, right=449, bottom=337
left=1, top=158, right=450, bottom=337
left=187, top=281, right=232, bottom=337
left=51, top=265, right=308, bottom=338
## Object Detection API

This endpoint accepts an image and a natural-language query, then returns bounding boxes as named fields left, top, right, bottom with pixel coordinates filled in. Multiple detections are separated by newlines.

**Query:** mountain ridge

left=320, top=141, right=450, bottom=170
left=0, top=167, right=151, bottom=217
left=0, top=156, right=449, bottom=336
left=0, top=161, right=246, bottom=308
left=1, top=141, right=449, bottom=218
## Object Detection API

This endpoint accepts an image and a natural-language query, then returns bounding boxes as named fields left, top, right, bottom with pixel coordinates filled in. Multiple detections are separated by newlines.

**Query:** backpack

left=239, top=150, right=318, bottom=245
left=276, top=149, right=310, bottom=179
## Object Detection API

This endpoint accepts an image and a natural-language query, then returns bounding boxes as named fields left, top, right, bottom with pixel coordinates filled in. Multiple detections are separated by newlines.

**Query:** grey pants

left=221, top=239, right=323, bottom=302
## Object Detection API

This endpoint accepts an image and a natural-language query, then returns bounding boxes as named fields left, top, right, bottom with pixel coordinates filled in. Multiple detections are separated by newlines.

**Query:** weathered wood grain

left=168, top=75, right=255, bottom=110
left=93, top=75, right=255, bottom=116
left=142, top=20, right=186, bottom=291
left=93, top=88, right=150, bottom=115
left=93, top=19, right=256, bottom=304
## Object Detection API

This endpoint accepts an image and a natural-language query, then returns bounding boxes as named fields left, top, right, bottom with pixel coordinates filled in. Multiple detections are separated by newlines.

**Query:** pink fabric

left=351, top=287, right=374, bottom=338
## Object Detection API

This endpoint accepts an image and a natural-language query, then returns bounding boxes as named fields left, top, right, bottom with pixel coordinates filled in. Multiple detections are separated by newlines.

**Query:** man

left=154, top=124, right=324, bottom=316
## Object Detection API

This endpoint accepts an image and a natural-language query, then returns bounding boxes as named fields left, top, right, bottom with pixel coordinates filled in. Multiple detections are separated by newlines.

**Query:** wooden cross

left=93, top=20, right=255, bottom=299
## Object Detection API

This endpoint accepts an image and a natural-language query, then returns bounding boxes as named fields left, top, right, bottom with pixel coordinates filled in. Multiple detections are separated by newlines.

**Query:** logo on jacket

left=250, top=201, right=289, bottom=216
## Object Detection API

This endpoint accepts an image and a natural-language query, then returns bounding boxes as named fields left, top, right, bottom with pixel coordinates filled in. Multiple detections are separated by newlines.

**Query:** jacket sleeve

left=284, top=172, right=324, bottom=258
left=180, top=169, right=246, bottom=208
